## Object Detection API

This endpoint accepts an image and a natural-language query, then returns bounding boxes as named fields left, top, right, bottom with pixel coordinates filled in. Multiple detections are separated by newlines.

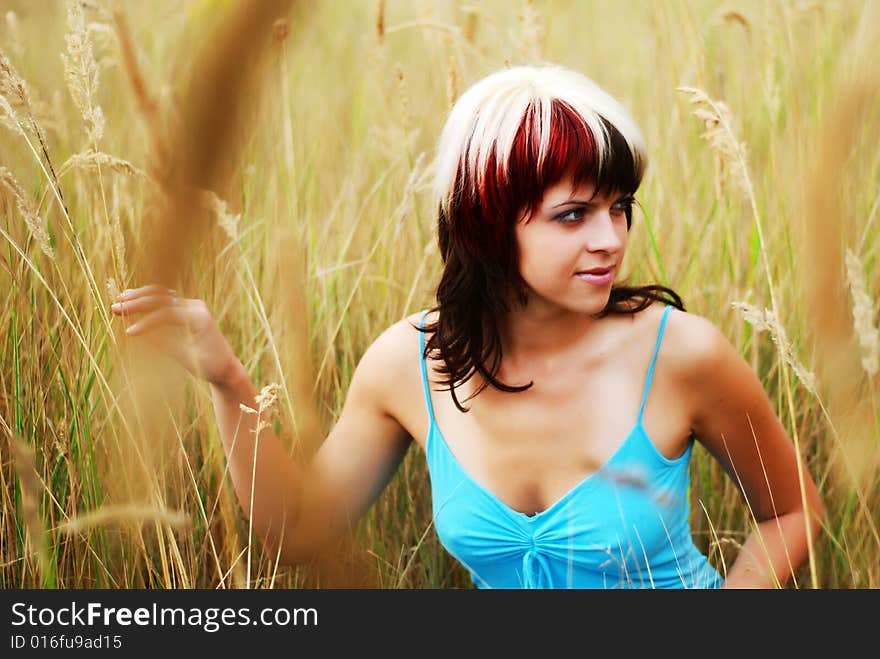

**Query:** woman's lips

left=575, top=268, right=614, bottom=286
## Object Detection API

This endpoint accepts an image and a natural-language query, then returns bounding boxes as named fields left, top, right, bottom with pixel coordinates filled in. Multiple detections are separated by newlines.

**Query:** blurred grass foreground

left=1, top=0, right=878, bottom=588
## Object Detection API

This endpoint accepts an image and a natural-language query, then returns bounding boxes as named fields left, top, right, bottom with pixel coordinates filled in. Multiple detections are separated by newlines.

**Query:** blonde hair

left=433, top=64, right=648, bottom=218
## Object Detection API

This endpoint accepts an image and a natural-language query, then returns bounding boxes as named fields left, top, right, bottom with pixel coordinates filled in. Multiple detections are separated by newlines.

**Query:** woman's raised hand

left=111, top=284, right=239, bottom=387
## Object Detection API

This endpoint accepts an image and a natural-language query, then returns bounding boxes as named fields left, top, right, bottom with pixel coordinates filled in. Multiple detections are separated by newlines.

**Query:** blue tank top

left=418, top=305, right=724, bottom=589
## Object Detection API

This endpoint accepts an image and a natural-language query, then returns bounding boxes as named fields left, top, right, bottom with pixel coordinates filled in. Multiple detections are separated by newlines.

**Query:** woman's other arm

left=672, top=311, right=826, bottom=589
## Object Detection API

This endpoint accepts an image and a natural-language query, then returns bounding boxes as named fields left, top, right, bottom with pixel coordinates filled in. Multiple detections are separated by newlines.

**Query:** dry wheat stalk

left=112, top=10, right=171, bottom=185
left=58, top=148, right=145, bottom=179
left=732, top=301, right=818, bottom=394
left=677, top=86, right=749, bottom=195
left=1, top=48, right=65, bottom=162
left=0, top=166, right=54, bottom=259
left=132, top=0, right=296, bottom=288
left=10, top=435, right=50, bottom=582
left=0, top=50, right=67, bottom=203
left=106, top=276, right=120, bottom=301
left=240, top=383, right=283, bottom=436
left=0, top=93, right=21, bottom=136
left=110, top=178, right=128, bottom=283
left=85, top=18, right=116, bottom=73
left=62, top=0, right=105, bottom=145
left=56, top=504, right=189, bottom=533
left=0, top=49, right=29, bottom=136
left=200, top=189, right=241, bottom=242
left=844, top=249, right=879, bottom=377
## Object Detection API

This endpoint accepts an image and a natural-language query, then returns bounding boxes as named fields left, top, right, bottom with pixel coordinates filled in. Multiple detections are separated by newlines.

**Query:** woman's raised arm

left=113, top=285, right=413, bottom=565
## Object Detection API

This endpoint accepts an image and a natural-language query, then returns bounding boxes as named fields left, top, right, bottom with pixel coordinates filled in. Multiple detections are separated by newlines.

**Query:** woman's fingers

left=111, top=293, right=179, bottom=317
left=116, top=284, right=176, bottom=302
left=112, top=292, right=229, bottom=383
left=125, top=305, right=188, bottom=336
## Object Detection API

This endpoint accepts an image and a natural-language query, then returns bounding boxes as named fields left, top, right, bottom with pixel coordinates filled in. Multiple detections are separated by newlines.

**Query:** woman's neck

left=496, top=302, right=611, bottom=372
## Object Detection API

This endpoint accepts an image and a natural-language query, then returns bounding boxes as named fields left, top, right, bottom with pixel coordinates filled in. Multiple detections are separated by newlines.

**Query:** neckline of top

left=426, top=419, right=649, bottom=521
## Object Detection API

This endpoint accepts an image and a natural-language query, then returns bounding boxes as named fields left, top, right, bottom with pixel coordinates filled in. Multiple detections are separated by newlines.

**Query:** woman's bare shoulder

left=660, top=305, right=732, bottom=380
left=352, top=311, right=429, bottom=394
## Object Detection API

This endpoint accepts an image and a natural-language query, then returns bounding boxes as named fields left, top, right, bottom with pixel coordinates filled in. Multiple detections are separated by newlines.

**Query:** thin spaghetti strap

left=418, top=310, right=437, bottom=427
left=637, top=304, right=673, bottom=423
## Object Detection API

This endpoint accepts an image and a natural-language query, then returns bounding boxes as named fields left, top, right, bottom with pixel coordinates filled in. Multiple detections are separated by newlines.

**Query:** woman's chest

left=395, top=354, right=694, bottom=517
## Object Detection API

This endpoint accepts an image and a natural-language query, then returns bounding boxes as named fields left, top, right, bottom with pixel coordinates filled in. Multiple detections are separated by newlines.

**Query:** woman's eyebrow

left=550, top=198, right=593, bottom=208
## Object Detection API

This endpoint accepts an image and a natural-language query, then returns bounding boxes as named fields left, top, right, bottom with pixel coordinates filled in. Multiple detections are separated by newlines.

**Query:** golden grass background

left=1, top=0, right=878, bottom=588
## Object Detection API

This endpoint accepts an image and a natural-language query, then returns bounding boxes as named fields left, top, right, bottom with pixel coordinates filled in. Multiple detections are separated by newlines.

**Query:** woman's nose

left=585, top=211, right=624, bottom=253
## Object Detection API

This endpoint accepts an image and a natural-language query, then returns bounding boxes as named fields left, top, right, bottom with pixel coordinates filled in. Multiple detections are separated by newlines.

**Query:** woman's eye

left=611, top=198, right=634, bottom=215
left=553, top=198, right=634, bottom=224
left=554, top=208, right=584, bottom=224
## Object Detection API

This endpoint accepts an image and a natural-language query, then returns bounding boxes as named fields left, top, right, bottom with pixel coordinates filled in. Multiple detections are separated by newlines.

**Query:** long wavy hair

left=419, top=65, right=685, bottom=413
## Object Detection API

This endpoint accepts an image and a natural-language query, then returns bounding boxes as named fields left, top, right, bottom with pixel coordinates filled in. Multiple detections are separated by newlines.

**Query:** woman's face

left=514, top=177, right=632, bottom=315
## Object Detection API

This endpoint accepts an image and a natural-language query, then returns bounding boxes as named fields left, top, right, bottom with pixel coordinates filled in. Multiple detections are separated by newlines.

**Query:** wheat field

left=1, top=0, right=878, bottom=589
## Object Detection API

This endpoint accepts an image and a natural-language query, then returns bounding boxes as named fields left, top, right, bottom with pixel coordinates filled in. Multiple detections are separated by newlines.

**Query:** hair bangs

left=510, top=100, right=645, bottom=223
left=573, top=114, right=643, bottom=199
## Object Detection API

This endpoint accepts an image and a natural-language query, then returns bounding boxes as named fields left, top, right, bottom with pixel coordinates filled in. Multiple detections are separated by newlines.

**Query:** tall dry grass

left=1, top=0, right=878, bottom=588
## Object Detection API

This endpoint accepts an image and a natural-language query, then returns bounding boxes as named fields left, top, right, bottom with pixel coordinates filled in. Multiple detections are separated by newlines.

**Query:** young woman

left=112, top=64, right=825, bottom=589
